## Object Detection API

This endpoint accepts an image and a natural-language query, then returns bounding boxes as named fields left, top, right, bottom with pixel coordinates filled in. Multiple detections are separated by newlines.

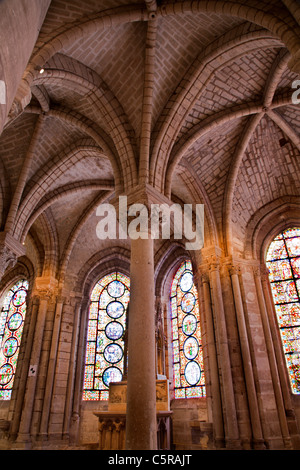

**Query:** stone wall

left=170, top=398, right=213, bottom=450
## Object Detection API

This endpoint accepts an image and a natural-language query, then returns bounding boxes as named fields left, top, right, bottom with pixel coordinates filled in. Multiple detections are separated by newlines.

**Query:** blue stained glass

left=170, top=261, right=205, bottom=398
left=107, top=281, right=125, bottom=298
left=181, top=293, right=196, bottom=313
left=107, top=301, right=124, bottom=319
left=7, top=313, right=23, bottom=331
left=103, top=343, right=123, bottom=363
left=183, top=337, right=199, bottom=360
left=182, top=314, right=197, bottom=336
left=105, top=321, right=124, bottom=340
left=103, top=367, right=123, bottom=387
left=3, top=338, right=18, bottom=357
left=180, top=272, right=194, bottom=292
left=83, top=273, right=130, bottom=401
left=0, top=279, right=28, bottom=400
left=184, top=361, right=201, bottom=386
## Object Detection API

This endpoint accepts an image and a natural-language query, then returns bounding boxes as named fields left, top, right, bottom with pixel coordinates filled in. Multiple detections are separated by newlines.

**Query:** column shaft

left=125, top=235, right=157, bottom=450
left=69, top=297, right=89, bottom=445
left=14, top=295, right=49, bottom=446
left=256, top=269, right=293, bottom=448
left=202, top=276, right=224, bottom=447
left=63, top=299, right=82, bottom=439
left=10, top=297, right=39, bottom=440
left=209, top=266, right=240, bottom=448
left=230, top=268, right=265, bottom=448
left=39, top=297, right=63, bottom=438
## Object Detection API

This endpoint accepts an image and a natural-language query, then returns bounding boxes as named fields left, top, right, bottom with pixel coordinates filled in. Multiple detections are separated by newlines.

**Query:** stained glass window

left=0, top=279, right=29, bottom=400
left=266, top=227, right=300, bottom=395
left=82, top=272, right=130, bottom=401
left=170, top=260, right=205, bottom=398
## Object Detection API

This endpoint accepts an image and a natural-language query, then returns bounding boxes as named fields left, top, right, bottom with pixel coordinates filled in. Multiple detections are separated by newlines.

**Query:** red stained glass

left=83, top=273, right=130, bottom=401
left=267, top=228, right=300, bottom=394
left=0, top=280, right=28, bottom=400
left=170, top=260, right=205, bottom=398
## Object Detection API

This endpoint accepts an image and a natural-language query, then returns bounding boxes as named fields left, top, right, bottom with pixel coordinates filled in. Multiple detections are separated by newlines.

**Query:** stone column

left=63, top=297, right=82, bottom=440
left=69, top=296, right=89, bottom=445
left=209, top=260, right=240, bottom=449
left=201, top=273, right=224, bottom=448
left=38, top=295, right=64, bottom=440
left=13, top=276, right=56, bottom=448
left=258, top=266, right=298, bottom=449
left=9, top=295, right=39, bottom=440
left=125, top=233, right=157, bottom=450
left=260, top=268, right=293, bottom=405
left=229, top=264, right=265, bottom=449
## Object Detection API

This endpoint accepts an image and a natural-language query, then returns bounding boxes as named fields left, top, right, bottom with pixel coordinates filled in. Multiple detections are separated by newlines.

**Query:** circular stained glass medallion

left=12, top=289, right=27, bottom=307
left=107, top=301, right=124, bottom=319
left=180, top=271, right=193, bottom=292
left=102, top=366, right=123, bottom=387
left=185, top=361, right=201, bottom=386
left=105, top=321, right=124, bottom=340
left=8, top=312, right=23, bottom=331
left=181, top=292, right=196, bottom=313
left=104, top=343, right=123, bottom=364
left=107, top=281, right=125, bottom=298
left=182, top=314, right=197, bottom=336
left=183, top=337, right=199, bottom=360
left=0, top=364, right=14, bottom=385
left=3, top=337, right=18, bottom=357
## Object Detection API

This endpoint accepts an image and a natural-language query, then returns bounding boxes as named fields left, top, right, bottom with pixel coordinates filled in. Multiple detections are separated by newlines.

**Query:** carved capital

left=0, top=232, right=26, bottom=278
left=208, top=260, right=220, bottom=273
left=201, top=273, right=210, bottom=284
left=0, top=246, right=18, bottom=277
left=228, top=264, right=241, bottom=277
left=32, top=276, right=58, bottom=301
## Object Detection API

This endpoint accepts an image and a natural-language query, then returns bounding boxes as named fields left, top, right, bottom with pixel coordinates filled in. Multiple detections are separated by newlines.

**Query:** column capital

left=200, top=246, right=223, bottom=271
left=32, top=276, right=58, bottom=301
left=208, top=260, right=221, bottom=273
left=0, top=231, right=26, bottom=278
left=227, top=264, right=241, bottom=277
left=201, top=272, right=210, bottom=284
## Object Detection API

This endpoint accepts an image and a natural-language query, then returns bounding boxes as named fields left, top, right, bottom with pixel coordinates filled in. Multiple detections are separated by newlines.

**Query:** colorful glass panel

left=0, top=279, right=29, bottom=400
left=170, top=260, right=205, bottom=398
left=83, top=272, right=130, bottom=400
left=266, top=227, right=300, bottom=394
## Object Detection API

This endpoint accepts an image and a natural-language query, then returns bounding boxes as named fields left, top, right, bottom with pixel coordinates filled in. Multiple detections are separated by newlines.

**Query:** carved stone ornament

left=0, top=232, right=26, bottom=278
left=0, top=246, right=18, bottom=277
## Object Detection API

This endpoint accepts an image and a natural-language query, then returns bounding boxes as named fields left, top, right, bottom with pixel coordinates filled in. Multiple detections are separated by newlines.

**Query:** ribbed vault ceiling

left=1, top=0, right=299, bottom=281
